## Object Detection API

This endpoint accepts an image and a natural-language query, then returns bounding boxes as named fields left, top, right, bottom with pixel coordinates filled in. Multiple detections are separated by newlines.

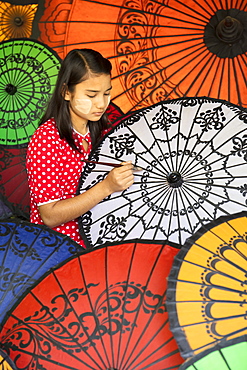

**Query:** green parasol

left=178, top=335, right=247, bottom=370
left=0, top=37, right=61, bottom=146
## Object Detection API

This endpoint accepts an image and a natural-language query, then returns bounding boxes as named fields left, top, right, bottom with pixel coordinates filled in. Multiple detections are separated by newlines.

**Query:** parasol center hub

left=216, top=16, right=243, bottom=43
left=5, top=84, right=17, bottom=95
left=14, top=17, right=24, bottom=27
left=167, top=171, right=183, bottom=188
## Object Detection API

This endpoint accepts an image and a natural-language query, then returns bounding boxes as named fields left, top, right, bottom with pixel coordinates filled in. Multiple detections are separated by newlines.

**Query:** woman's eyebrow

left=85, top=86, right=112, bottom=93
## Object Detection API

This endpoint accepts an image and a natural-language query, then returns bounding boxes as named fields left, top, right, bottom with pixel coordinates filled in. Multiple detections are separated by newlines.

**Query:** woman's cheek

left=106, top=95, right=111, bottom=106
left=75, top=99, right=92, bottom=114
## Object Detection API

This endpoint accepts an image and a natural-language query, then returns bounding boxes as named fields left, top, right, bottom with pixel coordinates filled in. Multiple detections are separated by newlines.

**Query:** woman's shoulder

left=29, top=118, right=60, bottom=142
left=34, top=118, right=58, bottom=135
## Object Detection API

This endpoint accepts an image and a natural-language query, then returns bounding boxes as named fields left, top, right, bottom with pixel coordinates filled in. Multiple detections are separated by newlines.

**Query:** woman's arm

left=38, top=162, right=134, bottom=228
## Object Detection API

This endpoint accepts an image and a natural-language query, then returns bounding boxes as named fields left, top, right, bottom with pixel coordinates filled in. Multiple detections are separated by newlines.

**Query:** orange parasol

left=37, top=0, right=247, bottom=112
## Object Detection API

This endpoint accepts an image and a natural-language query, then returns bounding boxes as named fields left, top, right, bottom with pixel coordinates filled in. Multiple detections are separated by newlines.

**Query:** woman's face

left=65, top=73, right=112, bottom=127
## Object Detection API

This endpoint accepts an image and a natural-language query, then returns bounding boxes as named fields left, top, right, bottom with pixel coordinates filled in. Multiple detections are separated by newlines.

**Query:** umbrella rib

left=176, top=103, right=206, bottom=175
left=180, top=313, right=247, bottom=333
left=171, top=256, right=247, bottom=290
left=114, top=243, right=137, bottom=369
left=112, top=43, right=207, bottom=106
left=194, top=56, right=221, bottom=97
left=178, top=183, right=218, bottom=221
left=105, top=247, right=119, bottom=369
left=123, top=317, right=179, bottom=369
left=151, top=190, right=180, bottom=243
left=107, top=121, right=174, bottom=174
left=155, top=0, right=211, bottom=23
left=119, top=244, right=166, bottom=369
left=185, top=157, right=247, bottom=183
left=53, top=264, right=110, bottom=369
left=182, top=54, right=220, bottom=98
left=1, top=333, right=83, bottom=370
left=116, top=44, right=212, bottom=111
left=182, top=181, right=245, bottom=217
left=194, top=0, right=217, bottom=14
left=164, top=53, right=219, bottom=103
left=180, top=105, right=247, bottom=176
left=165, top=0, right=213, bottom=20
left=174, top=187, right=195, bottom=236
left=183, top=140, right=247, bottom=179
left=8, top=95, right=35, bottom=143
left=172, top=187, right=208, bottom=237
left=187, top=175, right=247, bottom=189
left=238, top=53, right=247, bottom=85
left=110, top=37, right=205, bottom=78
left=79, top=254, right=115, bottom=368
left=231, top=57, right=244, bottom=107
left=139, top=187, right=176, bottom=240
left=218, top=349, right=234, bottom=370
left=91, top=149, right=172, bottom=177
left=91, top=183, right=171, bottom=244
left=7, top=305, right=98, bottom=370
left=74, top=0, right=208, bottom=26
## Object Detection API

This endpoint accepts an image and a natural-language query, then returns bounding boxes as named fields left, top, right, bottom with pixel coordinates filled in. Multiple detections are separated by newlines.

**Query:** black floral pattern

left=78, top=97, right=247, bottom=248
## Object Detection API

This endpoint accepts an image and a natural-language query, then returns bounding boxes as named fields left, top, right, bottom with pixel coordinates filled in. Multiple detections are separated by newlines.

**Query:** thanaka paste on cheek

left=75, top=99, right=92, bottom=114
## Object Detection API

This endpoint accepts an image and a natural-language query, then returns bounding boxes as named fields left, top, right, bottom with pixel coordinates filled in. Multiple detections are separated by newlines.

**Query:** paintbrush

left=81, top=159, right=143, bottom=171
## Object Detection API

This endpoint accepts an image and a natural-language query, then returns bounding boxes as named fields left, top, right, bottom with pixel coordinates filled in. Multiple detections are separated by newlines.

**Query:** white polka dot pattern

left=26, top=118, right=92, bottom=247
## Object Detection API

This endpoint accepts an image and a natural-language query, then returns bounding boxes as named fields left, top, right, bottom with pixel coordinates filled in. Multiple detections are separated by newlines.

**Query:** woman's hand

left=103, top=161, right=135, bottom=193
left=39, top=161, right=135, bottom=228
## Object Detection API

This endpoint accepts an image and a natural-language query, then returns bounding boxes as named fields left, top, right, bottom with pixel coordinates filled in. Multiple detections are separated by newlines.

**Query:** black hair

left=40, top=48, right=112, bottom=150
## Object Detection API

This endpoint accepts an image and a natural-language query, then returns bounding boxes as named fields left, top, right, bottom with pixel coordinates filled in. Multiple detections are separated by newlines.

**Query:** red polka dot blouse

left=26, top=118, right=93, bottom=248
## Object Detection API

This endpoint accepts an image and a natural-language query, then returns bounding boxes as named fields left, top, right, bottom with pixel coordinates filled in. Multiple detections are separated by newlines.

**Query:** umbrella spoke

left=79, top=97, right=247, bottom=247
left=183, top=143, right=247, bottom=180
left=34, top=0, right=247, bottom=111
left=118, top=246, right=164, bottom=368
left=167, top=212, right=247, bottom=357
left=113, top=43, right=208, bottom=109
left=0, top=39, right=60, bottom=146
left=0, top=241, right=183, bottom=369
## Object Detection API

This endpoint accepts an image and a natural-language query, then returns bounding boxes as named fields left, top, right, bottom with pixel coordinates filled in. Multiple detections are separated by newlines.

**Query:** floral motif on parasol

left=0, top=38, right=61, bottom=146
left=37, top=0, right=247, bottom=112
left=0, top=239, right=184, bottom=369
left=0, top=218, right=82, bottom=324
left=78, top=97, right=247, bottom=249
left=166, top=211, right=247, bottom=358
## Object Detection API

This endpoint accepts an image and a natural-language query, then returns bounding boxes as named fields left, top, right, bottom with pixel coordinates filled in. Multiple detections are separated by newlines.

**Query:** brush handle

left=81, top=159, right=143, bottom=171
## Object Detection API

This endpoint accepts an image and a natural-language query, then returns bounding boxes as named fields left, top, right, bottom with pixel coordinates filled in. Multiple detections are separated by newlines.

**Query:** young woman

left=26, top=49, right=134, bottom=247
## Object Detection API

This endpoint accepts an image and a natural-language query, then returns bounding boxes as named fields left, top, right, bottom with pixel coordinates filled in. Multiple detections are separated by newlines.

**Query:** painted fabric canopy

left=37, top=0, right=247, bottom=111
left=0, top=239, right=184, bottom=369
left=78, top=97, right=247, bottom=248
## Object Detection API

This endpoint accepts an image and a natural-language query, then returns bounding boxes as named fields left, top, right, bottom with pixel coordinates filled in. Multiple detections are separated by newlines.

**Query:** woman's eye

left=87, top=95, right=96, bottom=98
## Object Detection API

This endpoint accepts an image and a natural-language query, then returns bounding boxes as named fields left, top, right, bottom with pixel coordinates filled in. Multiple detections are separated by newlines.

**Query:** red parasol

left=0, top=239, right=184, bottom=369
left=0, top=145, right=29, bottom=219
left=37, top=0, right=247, bottom=112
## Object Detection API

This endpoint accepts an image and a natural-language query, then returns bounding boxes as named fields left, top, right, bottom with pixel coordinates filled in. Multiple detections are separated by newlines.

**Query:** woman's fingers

left=105, top=161, right=134, bottom=192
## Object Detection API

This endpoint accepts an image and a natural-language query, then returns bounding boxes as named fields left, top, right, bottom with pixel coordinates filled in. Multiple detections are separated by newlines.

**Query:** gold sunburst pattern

left=0, top=2, right=38, bottom=41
